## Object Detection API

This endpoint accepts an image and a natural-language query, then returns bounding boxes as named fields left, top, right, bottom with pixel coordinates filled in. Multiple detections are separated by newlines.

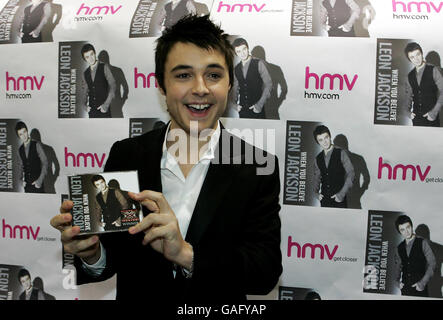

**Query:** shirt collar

left=161, top=121, right=221, bottom=169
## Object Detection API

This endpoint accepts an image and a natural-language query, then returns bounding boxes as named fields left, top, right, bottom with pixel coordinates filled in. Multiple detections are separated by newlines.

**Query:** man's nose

left=192, top=75, right=210, bottom=96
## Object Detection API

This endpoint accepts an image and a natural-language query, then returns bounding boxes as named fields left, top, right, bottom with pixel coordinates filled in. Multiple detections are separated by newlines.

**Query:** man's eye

left=176, top=73, right=190, bottom=79
left=208, top=73, right=221, bottom=80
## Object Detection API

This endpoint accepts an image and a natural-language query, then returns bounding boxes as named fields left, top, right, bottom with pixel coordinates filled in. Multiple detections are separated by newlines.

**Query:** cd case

left=67, top=171, right=142, bottom=235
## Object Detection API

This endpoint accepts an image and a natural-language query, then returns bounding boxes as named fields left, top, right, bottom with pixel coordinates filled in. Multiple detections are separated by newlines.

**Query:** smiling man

left=393, top=215, right=436, bottom=297
left=51, top=15, right=282, bottom=301
left=404, top=42, right=443, bottom=127
left=312, top=125, right=354, bottom=208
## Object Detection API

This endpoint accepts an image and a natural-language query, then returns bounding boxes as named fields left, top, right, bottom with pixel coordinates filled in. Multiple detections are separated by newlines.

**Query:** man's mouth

left=185, top=103, right=213, bottom=114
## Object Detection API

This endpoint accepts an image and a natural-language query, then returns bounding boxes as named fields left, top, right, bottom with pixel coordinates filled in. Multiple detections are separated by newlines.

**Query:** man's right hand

left=50, top=200, right=101, bottom=265
left=409, top=112, right=416, bottom=120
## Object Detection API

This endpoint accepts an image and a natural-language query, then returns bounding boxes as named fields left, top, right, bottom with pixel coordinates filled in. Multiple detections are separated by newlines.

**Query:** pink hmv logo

left=134, top=68, right=157, bottom=89
left=377, top=157, right=431, bottom=181
left=76, top=3, right=122, bottom=15
left=392, top=0, right=443, bottom=13
left=305, top=67, right=358, bottom=91
left=5, top=72, right=44, bottom=91
left=287, top=237, right=339, bottom=260
left=217, top=1, right=266, bottom=13
left=2, top=219, right=40, bottom=240
left=64, top=147, right=106, bottom=168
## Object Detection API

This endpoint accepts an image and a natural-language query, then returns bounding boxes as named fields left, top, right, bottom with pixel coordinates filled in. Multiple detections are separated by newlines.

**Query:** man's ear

left=158, top=85, right=166, bottom=96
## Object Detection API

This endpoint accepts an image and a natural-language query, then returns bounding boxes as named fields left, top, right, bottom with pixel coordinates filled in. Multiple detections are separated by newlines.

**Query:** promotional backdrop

left=0, top=0, right=442, bottom=300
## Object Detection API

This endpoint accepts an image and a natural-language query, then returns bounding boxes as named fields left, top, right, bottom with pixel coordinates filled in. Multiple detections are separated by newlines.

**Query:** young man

left=393, top=215, right=436, bottom=297
left=18, top=269, right=46, bottom=300
left=15, top=121, right=48, bottom=193
left=91, top=175, right=129, bottom=232
left=80, top=43, right=116, bottom=118
left=404, top=42, right=443, bottom=127
left=312, top=125, right=354, bottom=208
left=51, top=15, right=282, bottom=301
left=320, top=0, right=360, bottom=37
left=18, top=0, right=51, bottom=43
left=231, top=38, right=272, bottom=119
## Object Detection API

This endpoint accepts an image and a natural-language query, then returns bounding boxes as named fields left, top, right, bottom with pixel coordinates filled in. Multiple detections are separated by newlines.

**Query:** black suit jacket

left=74, top=125, right=282, bottom=301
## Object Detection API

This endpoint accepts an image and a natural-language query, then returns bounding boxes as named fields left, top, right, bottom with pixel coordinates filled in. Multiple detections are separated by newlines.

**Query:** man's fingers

left=142, top=225, right=169, bottom=246
left=50, top=213, right=72, bottom=230
left=129, top=191, right=159, bottom=212
left=129, top=213, right=170, bottom=235
left=64, top=236, right=98, bottom=255
left=130, top=190, right=172, bottom=213
left=60, top=200, right=74, bottom=213
left=61, top=226, right=81, bottom=242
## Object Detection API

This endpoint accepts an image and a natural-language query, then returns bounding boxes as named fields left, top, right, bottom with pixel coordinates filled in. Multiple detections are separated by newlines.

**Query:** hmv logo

left=5, top=72, right=44, bottom=91
left=134, top=68, right=157, bottom=89
left=2, top=219, right=40, bottom=240
left=305, top=67, right=358, bottom=91
left=64, top=147, right=106, bottom=168
left=217, top=1, right=266, bottom=13
left=377, top=157, right=431, bottom=181
left=287, top=236, right=339, bottom=260
left=392, top=0, right=443, bottom=13
left=76, top=3, right=122, bottom=15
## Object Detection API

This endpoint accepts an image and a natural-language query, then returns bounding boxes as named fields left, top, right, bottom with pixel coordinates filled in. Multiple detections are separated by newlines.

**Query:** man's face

left=234, top=44, right=249, bottom=62
left=20, top=275, right=31, bottom=290
left=17, top=128, right=29, bottom=144
left=160, top=42, right=231, bottom=134
left=94, top=179, right=107, bottom=192
left=316, top=132, right=332, bottom=151
left=407, top=49, right=424, bottom=68
left=398, top=222, right=413, bottom=240
left=83, top=50, right=97, bottom=66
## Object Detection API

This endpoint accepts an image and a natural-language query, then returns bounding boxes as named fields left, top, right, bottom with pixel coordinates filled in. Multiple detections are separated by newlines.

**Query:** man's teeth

left=187, top=104, right=211, bottom=110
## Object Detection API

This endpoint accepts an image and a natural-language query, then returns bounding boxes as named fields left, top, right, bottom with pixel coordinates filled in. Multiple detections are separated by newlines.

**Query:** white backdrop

left=0, top=0, right=442, bottom=300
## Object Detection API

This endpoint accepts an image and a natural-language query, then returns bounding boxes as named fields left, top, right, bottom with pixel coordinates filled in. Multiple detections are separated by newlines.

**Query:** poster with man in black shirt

left=364, top=211, right=439, bottom=299
left=0, top=0, right=61, bottom=44
left=15, top=120, right=47, bottom=193
left=0, top=119, right=53, bottom=193
left=374, top=39, right=443, bottom=127
left=283, top=121, right=355, bottom=209
left=290, top=0, right=375, bottom=37
left=129, top=0, right=212, bottom=37
left=58, top=41, right=123, bottom=118
left=229, top=37, right=272, bottom=119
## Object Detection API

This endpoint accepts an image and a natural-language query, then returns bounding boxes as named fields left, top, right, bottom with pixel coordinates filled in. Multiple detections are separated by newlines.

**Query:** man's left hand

left=128, top=191, right=193, bottom=270
left=338, top=24, right=351, bottom=32
left=412, top=282, right=424, bottom=291
left=30, top=30, right=40, bottom=38
left=98, top=105, right=107, bottom=113
left=331, top=194, right=343, bottom=203
left=249, top=105, right=261, bottom=114
left=32, top=181, right=41, bottom=189
left=423, top=112, right=436, bottom=121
